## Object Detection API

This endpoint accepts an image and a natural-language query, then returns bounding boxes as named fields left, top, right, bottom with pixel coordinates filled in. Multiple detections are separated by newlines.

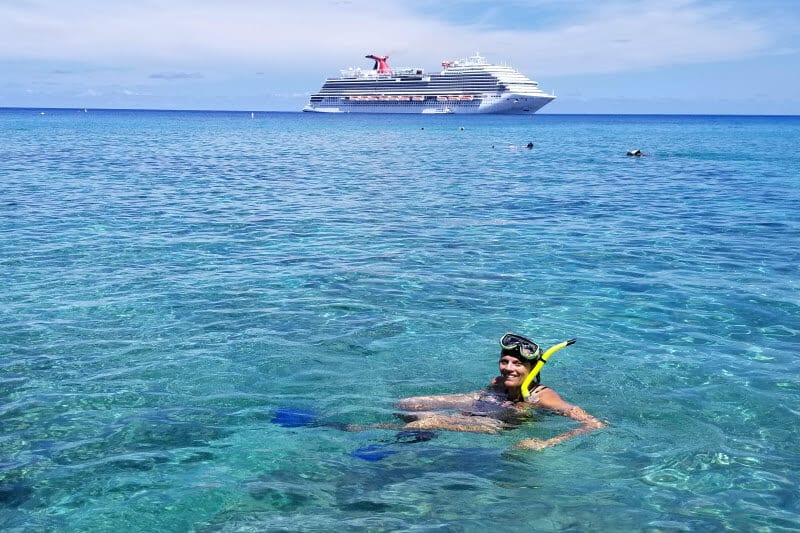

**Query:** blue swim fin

left=351, top=444, right=398, bottom=462
left=351, top=430, right=437, bottom=461
left=270, top=408, right=318, bottom=428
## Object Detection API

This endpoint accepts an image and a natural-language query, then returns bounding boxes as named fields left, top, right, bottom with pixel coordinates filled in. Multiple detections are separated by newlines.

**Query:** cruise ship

left=303, top=53, right=555, bottom=114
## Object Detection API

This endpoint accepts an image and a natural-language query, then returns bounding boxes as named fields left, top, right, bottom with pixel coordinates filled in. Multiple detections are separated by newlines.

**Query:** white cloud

left=0, top=0, right=778, bottom=78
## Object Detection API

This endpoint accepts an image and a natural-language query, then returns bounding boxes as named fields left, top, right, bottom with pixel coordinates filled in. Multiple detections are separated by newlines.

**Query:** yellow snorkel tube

left=520, top=338, right=577, bottom=399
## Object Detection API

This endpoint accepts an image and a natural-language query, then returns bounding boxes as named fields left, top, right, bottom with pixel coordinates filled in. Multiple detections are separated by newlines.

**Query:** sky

left=1, top=0, right=799, bottom=114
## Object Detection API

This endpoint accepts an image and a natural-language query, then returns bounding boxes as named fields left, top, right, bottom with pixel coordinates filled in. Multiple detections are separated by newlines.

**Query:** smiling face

left=498, top=353, right=534, bottom=391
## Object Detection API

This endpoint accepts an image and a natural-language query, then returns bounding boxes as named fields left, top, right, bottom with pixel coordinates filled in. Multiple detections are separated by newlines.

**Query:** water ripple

left=1, top=110, right=799, bottom=531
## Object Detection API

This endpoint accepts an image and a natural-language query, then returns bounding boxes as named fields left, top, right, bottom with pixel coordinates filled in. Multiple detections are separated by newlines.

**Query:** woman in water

left=392, top=333, right=606, bottom=450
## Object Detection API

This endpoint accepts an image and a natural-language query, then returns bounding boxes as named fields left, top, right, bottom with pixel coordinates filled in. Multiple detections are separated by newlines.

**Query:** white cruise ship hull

left=303, top=93, right=554, bottom=114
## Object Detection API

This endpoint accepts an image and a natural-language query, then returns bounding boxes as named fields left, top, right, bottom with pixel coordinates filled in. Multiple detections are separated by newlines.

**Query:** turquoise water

left=1, top=109, right=799, bottom=532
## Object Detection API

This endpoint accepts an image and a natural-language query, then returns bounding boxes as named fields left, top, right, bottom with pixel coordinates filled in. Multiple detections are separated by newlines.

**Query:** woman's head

left=498, top=333, right=542, bottom=391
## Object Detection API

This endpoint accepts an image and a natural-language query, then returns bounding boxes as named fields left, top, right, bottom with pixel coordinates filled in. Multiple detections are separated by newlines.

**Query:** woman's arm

left=513, top=388, right=605, bottom=450
left=395, top=392, right=481, bottom=411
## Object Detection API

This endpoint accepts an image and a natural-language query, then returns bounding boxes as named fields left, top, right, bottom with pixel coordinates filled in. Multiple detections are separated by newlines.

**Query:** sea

left=1, top=108, right=799, bottom=532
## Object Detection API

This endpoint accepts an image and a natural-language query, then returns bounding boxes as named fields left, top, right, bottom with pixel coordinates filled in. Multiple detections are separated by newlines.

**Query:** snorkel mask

left=500, top=332, right=577, bottom=399
left=500, top=332, right=543, bottom=362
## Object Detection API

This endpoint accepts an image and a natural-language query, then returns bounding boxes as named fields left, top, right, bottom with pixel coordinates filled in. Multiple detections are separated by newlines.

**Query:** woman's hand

left=512, top=422, right=606, bottom=451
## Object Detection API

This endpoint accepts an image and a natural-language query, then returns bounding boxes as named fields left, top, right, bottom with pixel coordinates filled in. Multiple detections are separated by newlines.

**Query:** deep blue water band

left=1, top=109, right=799, bottom=531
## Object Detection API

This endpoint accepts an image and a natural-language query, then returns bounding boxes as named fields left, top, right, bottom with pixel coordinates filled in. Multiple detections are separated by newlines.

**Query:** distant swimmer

left=627, top=149, right=645, bottom=156
left=507, top=142, right=534, bottom=149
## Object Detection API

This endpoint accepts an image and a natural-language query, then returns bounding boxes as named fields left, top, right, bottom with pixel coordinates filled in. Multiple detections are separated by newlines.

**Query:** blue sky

left=1, top=0, right=798, bottom=114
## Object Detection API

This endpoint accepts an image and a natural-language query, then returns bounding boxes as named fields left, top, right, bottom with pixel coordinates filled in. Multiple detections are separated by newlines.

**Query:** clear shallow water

left=1, top=109, right=799, bottom=532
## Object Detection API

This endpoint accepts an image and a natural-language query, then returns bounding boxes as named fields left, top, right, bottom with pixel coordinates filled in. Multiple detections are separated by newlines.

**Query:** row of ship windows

left=344, top=95, right=476, bottom=102
left=315, top=95, right=486, bottom=100
left=322, top=81, right=535, bottom=89
left=330, top=74, right=533, bottom=83
left=322, top=85, right=509, bottom=92
left=330, top=74, right=503, bottom=80
left=325, top=80, right=508, bottom=85
left=311, top=96, right=482, bottom=103
left=324, top=78, right=526, bottom=86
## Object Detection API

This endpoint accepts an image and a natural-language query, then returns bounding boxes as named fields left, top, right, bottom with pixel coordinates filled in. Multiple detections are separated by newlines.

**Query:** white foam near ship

left=303, top=53, right=555, bottom=114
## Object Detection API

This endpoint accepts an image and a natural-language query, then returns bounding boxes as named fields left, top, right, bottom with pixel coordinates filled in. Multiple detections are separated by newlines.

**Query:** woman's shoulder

left=530, top=385, right=573, bottom=409
left=527, top=385, right=561, bottom=404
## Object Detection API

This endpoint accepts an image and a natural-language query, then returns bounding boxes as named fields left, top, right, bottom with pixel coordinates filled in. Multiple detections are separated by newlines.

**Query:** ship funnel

left=365, top=54, right=392, bottom=74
